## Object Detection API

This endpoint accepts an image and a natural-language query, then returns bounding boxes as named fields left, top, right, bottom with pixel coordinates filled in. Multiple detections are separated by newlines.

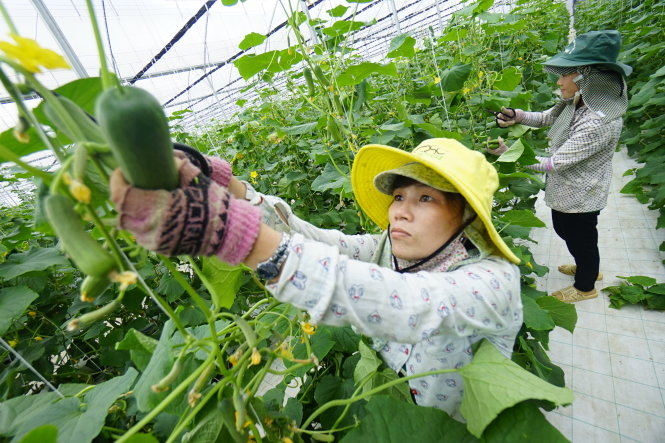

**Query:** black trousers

left=551, top=209, right=600, bottom=292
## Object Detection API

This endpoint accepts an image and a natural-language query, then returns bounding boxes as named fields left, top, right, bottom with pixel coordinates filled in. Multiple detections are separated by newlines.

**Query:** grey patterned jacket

left=522, top=105, right=622, bottom=213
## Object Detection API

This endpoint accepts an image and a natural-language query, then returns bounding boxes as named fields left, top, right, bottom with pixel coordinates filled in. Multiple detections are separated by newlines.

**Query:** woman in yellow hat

left=489, top=30, right=632, bottom=303
left=111, top=138, right=522, bottom=419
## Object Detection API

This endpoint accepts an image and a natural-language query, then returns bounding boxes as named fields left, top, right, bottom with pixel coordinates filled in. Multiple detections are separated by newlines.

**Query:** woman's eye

left=420, top=195, right=433, bottom=202
left=393, top=194, right=403, bottom=201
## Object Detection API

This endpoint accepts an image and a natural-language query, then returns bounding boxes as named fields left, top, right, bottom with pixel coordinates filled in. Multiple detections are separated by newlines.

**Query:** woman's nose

left=391, top=202, right=413, bottom=220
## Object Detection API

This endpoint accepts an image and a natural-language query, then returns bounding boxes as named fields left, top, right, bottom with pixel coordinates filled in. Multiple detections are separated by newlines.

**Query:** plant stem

left=0, top=143, right=51, bottom=182
left=116, top=353, right=216, bottom=443
left=85, top=0, right=117, bottom=90
left=301, top=367, right=456, bottom=430
left=0, top=1, right=18, bottom=34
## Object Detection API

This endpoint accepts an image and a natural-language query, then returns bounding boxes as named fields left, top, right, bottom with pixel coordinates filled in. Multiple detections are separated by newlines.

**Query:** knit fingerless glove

left=525, top=156, right=553, bottom=172
left=111, top=156, right=260, bottom=265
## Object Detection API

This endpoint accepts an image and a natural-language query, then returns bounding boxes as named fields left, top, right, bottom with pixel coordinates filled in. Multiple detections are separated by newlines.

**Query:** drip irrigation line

left=128, top=0, right=218, bottom=85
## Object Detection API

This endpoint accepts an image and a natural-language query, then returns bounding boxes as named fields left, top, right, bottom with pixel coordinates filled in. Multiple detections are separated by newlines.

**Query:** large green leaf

left=233, top=51, right=278, bottom=80
left=500, top=210, right=545, bottom=228
left=311, top=162, right=349, bottom=193
left=535, top=296, right=577, bottom=334
left=132, top=321, right=199, bottom=415
left=18, top=425, right=58, bottom=443
left=353, top=341, right=382, bottom=392
left=440, top=63, right=472, bottom=92
left=280, top=121, right=318, bottom=135
left=115, top=328, right=159, bottom=371
left=199, top=257, right=245, bottom=309
left=336, top=62, right=398, bottom=86
left=238, top=32, right=266, bottom=51
left=493, top=67, right=523, bottom=92
left=387, top=34, right=416, bottom=58
left=0, top=286, right=39, bottom=336
left=5, top=368, right=137, bottom=442
left=322, top=20, right=367, bottom=37
left=341, top=395, right=477, bottom=442
left=521, top=296, right=555, bottom=331
left=459, top=341, right=573, bottom=437
left=481, top=401, right=569, bottom=442
left=0, top=247, right=70, bottom=280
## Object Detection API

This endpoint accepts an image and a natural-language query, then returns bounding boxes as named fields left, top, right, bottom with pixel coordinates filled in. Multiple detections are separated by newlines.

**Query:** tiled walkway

left=536, top=148, right=665, bottom=442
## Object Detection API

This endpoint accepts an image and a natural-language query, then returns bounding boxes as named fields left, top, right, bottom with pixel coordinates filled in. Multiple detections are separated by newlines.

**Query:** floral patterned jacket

left=243, top=186, right=522, bottom=420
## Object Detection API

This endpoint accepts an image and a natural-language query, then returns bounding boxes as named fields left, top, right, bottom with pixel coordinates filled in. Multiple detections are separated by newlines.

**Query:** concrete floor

left=536, top=148, right=665, bottom=442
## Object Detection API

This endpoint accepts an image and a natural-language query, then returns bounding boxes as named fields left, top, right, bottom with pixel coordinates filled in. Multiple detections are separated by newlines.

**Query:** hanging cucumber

left=95, top=86, right=178, bottom=190
left=303, top=68, right=316, bottom=97
left=42, top=95, right=106, bottom=145
left=80, top=274, right=112, bottom=302
left=45, top=194, right=116, bottom=278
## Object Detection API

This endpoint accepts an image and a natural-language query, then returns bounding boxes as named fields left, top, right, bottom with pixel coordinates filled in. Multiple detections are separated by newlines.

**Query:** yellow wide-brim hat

left=351, top=138, right=520, bottom=264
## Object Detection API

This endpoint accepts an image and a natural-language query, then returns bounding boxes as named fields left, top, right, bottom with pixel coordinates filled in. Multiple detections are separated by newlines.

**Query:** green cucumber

left=45, top=194, right=116, bottom=278
left=303, top=68, right=316, bottom=97
left=80, top=275, right=112, bottom=302
left=43, top=95, right=106, bottom=144
left=95, top=86, right=178, bottom=190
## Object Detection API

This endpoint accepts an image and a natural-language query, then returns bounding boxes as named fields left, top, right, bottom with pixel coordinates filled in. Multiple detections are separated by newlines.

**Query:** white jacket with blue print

left=244, top=186, right=522, bottom=420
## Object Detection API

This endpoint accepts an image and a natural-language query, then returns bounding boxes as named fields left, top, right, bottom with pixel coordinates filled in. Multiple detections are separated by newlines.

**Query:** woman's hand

left=495, top=107, right=525, bottom=127
left=486, top=137, right=509, bottom=156
left=110, top=155, right=261, bottom=265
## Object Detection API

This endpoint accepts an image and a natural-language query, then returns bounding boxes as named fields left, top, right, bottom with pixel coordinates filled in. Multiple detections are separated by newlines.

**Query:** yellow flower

left=433, top=76, right=441, bottom=84
left=301, top=322, right=316, bottom=335
left=0, top=34, right=70, bottom=73
left=229, top=349, right=242, bottom=367
left=13, top=128, right=29, bottom=143
left=111, top=271, right=138, bottom=291
left=34, top=336, right=43, bottom=341
left=69, top=179, right=91, bottom=204
left=249, top=347, right=261, bottom=366
left=282, top=438, right=293, bottom=443
left=8, top=340, right=17, bottom=347
left=234, top=411, right=252, bottom=428
left=28, top=311, right=37, bottom=318
left=478, top=71, right=484, bottom=78
left=250, top=170, right=259, bottom=184
left=527, top=262, right=533, bottom=269
left=277, top=342, right=293, bottom=360
left=462, top=87, right=471, bottom=95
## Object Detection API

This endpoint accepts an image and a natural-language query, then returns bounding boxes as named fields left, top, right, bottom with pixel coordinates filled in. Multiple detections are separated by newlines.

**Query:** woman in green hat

left=490, top=30, right=632, bottom=303
left=110, top=137, right=522, bottom=420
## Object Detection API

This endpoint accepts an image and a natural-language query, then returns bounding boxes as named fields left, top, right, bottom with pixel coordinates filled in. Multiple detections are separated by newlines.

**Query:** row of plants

left=576, top=0, right=665, bottom=260
left=0, top=0, right=591, bottom=441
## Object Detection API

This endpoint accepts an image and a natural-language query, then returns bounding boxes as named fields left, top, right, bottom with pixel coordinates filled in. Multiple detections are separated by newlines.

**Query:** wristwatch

left=256, top=233, right=291, bottom=280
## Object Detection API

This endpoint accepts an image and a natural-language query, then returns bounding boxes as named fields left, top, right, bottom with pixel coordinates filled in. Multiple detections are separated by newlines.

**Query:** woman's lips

left=390, top=228, right=410, bottom=238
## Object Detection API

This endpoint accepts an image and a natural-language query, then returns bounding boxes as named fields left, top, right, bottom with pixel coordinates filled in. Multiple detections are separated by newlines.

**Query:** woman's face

left=388, top=182, right=464, bottom=261
left=557, top=72, right=581, bottom=99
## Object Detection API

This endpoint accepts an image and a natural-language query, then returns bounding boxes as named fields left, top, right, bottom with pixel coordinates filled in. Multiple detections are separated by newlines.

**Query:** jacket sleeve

left=520, top=107, right=556, bottom=128
left=244, top=184, right=379, bottom=262
left=269, top=233, right=522, bottom=344
left=549, top=115, right=622, bottom=172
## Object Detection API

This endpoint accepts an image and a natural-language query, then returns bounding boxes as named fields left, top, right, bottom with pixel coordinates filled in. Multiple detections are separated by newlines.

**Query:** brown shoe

left=551, top=285, right=598, bottom=303
left=558, top=264, right=603, bottom=281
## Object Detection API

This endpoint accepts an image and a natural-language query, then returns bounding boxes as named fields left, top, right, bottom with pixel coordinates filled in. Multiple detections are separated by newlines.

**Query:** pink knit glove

left=173, top=144, right=232, bottom=187
left=496, top=107, right=525, bottom=128
left=110, top=156, right=260, bottom=265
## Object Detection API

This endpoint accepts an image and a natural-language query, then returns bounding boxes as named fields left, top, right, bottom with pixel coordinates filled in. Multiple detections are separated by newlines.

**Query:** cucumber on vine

left=95, top=86, right=179, bottom=190
left=44, top=194, right=116, bottom=278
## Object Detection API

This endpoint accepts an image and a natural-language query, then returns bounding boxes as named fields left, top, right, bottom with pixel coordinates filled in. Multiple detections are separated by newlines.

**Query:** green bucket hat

left=544, top=30, right=632, bottom=77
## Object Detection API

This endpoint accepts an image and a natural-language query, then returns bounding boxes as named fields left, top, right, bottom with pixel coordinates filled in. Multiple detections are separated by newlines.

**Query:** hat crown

left=563, top=30, right=620, bottom=63
left=544, top=30, right=632, bottom=77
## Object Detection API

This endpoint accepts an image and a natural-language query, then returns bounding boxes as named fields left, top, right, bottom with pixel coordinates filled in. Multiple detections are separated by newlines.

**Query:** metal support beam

left=300, top=0, right=320, bottom=45
left=30, top=0, right=88, bottom=78
left=388, top=0, right=402, bottom=34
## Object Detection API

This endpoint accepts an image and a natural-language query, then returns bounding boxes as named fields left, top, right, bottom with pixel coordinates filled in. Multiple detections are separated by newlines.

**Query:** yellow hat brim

left=351, top=143, right=520, bottom=264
